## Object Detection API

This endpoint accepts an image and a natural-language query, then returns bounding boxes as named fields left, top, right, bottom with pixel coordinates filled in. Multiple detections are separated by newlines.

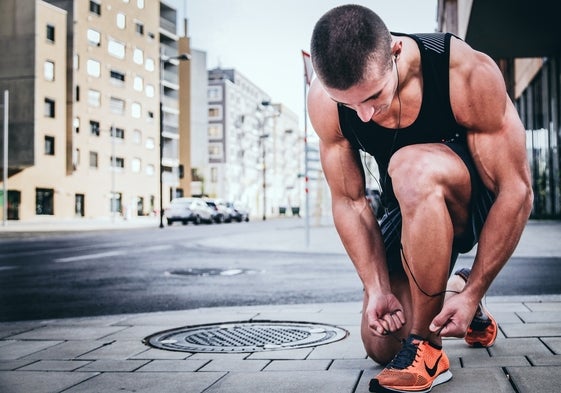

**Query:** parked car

left=204, top=198, right=232, bottom=223
left=226, top=201, right=249, bottom=222
left=164, top=197, right=214, bottom=226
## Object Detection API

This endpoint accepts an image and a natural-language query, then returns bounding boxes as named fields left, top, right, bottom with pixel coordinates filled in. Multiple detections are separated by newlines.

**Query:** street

left=0, top=219, right=560, bottom=322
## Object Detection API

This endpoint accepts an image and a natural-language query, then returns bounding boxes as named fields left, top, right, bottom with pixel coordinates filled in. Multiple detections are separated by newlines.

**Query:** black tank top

left=338, top=32, right=466, bottom=205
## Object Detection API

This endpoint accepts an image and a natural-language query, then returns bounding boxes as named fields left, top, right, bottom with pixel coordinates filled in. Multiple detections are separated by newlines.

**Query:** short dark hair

left=310, top=4, right=392, bottom=90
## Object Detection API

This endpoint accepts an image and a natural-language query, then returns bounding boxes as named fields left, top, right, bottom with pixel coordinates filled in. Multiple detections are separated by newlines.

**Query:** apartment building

left=0, top=0, right=189, bottom=221
left=206, top=68, right=303, bottom=218
left=437, top=0, right=561, bottom=218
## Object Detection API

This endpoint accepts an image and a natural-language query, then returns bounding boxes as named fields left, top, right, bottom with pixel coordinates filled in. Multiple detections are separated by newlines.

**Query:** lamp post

left=159, top=50, right=190, bottom=228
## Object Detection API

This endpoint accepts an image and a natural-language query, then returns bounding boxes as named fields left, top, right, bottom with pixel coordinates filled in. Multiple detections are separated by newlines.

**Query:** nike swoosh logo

left=425, top=354, right=442, bottom=377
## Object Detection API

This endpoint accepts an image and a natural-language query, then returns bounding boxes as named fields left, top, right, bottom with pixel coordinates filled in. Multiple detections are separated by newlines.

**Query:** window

left=133, top=76, right=143, bottom=91
left=208, top=86, right=223, bottom=101
left=110, top=97, right=125, bottom=114
left=75, top=85, right=80, bottom=102
left=89, top=0, right=101, bottom=15
left=36, top=188, right=54, bottom=215
left=208, top=124, right=223, bottom=139
left=88, top=89, right=101, bottom=107
left=87, top=29, right=101, bottom=46
left=133, top=129, right=142, bottom=144
left=116, top=13, right=126, bottom=29
left=110, top=192, right=122, bottom=214
left=73, top=117, right=80, bottom=133
left=89, top=151, right=98, bottom=168
left=86, top=59, right=101, bottom=77
left=145, top=58, right=155, bottom=72
left=89, top=120, right=100, bottom=136
left=131, top=102, right=141, bottom=118
left=135, top=21, right=144, bottom=36
left=108, top=38, right=125, bottom=59
left=131, top=157, right=141, bottom=173
left=73, top=148, right=80, bottom=170
left=110, top=69, right=125, bottom=85
left=75, top=194, right=85, bottom=217
left=111, top=126, right=125, bottom=139
left=208, top=105, right=222, bottom=120
left=110, top=156, right=125, bottom=169
left=46, top=24, right=55, bottom=42
left=133, top=48, right=143, bottom=65
left=44, top=98, right=55, bottom=117
left=44, top=136, right=55, bottom=155
left=44, top=61, right=55, bottom=81
left=145, top=84, right=154, bottom=98
left=145, top=137, right=155, bottom=150
left=145, top=164, right=155, bottom=176
left=209, top=143, right=224, bottom=159
left=137, top=0, right=144, bottom=9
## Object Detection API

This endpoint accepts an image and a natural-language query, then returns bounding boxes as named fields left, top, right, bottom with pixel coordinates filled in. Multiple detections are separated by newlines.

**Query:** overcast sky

left=171, top=0, right=438, bottom=127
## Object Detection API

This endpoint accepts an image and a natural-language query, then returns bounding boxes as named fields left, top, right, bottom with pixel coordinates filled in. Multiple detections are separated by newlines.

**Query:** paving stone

left=247, top=347, right=313, bottom=360
left=0, top=322, right=45, bottom=340
left=0, top=359, right=38, bottom=370
left=263, top=359, right=331, bottom=371
left=198, top=358, right=270, bottom=372
left=0, top=340, right=62, bottom=360
left=0, top=371, right=98, bottom=393
left=306, top=331, right=366, bottom=360
left=130, top=347, right=191, bottom=360
left=524, top=302, right=561, bottom=312
left=506, top=365, right=560, bottom=393
left=460, top=354, right=530, bottom=368
left=9, top=325, right=127, bottom=341
left=542, top=337, right=561, bottom=354
left=18, top=360, right=91, bottom=371
left=204, top=370, right=360, bottom=393
left=76, top=359, right=149, bottom=372
left=486, top=302, right=531, bottom=313
left=489, top=338, right=552, bottom=356
left=136, top=359, right=209, bottom=372
left=527, top=354, right=561, bottom=366
left=329, top=358, right=379, bottom=371
left=440, top=368, right=515, bottom=392
left=61, top=371, right=225, bottom=393
left=77, top=340, right=149, bottom=360
left=501, top=322, right=561, bottom=337
left=23, top=340, right=107, bottom=360
left=516, top=311, right=561, bottom=323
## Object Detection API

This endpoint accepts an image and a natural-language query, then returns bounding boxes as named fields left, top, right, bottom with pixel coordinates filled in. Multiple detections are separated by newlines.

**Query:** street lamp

left=159, top=51, right=190, bottom=228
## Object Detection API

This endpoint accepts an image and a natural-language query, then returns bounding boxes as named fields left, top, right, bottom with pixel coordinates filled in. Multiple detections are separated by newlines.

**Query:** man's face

left=324, top=59, right=397, bottom=123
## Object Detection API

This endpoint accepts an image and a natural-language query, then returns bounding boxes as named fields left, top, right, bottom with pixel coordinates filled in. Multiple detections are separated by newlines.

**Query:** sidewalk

left=1, top=219, right=560, bottom=392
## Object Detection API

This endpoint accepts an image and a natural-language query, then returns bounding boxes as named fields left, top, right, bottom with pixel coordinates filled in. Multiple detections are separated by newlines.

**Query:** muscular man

left=307, top=5, right=533, bottom=392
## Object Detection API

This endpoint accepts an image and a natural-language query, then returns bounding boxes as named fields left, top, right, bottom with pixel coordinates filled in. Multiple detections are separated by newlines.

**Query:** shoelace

left=387, top=336, right=420, bottom=370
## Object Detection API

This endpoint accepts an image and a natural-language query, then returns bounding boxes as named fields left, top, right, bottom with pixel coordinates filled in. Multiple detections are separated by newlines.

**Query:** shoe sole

left=465, top=302, right=498, bottom=348
left=369, top=370, right=453, bottom=393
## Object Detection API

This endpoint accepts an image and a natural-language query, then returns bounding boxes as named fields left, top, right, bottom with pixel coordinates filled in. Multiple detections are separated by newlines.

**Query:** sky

left=170, top=0, right=438, bottom=128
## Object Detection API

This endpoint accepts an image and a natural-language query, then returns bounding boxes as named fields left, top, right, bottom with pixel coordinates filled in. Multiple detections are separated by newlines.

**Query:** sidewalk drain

left=143, top=320, right=349, bottom=353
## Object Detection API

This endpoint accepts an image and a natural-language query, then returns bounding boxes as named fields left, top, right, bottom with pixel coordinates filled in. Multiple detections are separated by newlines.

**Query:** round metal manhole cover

left=143, top=320, right=349, bottom=353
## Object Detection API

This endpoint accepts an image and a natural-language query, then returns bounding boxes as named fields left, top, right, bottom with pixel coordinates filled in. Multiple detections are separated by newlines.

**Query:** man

left=308, top=4, right=533, bottom=393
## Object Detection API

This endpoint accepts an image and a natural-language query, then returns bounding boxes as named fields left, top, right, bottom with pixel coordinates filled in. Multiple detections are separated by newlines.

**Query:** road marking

left=53, top=244, right=173, bottom=263
left=55, top=251, right=123, bottom=263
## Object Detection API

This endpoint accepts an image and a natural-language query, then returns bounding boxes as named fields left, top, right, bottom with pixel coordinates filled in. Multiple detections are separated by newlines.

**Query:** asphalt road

left=0, top=220, right=559, bottom=322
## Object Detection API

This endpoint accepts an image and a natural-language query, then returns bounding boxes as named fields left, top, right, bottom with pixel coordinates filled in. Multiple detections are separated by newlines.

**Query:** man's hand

left=429, top=292, right=478, bottom=337
left=365, top=293, right=406, bottom=337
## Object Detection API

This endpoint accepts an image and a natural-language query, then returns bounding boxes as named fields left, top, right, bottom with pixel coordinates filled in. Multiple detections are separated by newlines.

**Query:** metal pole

left=110, top=124, right=115, bottom=223
left=2, top=90, right=8, bottom=226
left=159, top=66, right=164, bottom=228
left=262, top=130, right=266, bottom=221
left=303, top=77, right=310, bottom=247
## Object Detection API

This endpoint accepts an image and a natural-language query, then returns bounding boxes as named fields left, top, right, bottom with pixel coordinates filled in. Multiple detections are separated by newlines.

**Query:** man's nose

left=356, top=104, right=374, bottom=123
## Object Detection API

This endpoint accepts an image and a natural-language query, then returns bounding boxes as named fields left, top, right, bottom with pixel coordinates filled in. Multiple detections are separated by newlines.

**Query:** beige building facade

left=0, top=0, right=190, bottom=222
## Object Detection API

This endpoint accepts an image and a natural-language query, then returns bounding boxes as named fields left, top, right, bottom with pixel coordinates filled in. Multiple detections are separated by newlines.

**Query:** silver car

left=165, top=197, right=214, bottom=225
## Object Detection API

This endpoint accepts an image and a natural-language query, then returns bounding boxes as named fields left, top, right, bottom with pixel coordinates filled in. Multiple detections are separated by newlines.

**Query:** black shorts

left=379, top=142, right=495, bottom=273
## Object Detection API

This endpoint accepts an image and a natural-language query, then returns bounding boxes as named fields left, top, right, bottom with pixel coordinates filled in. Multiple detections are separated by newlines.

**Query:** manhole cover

left=143, top=320, right=349, bottom=353
left=166, top=268, right=257, bottom=277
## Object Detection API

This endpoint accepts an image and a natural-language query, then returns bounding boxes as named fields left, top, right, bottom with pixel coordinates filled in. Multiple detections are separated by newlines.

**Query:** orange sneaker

left=369, top=334, right=452, bottom=393
left=454, top=268, right=498, bottom=348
